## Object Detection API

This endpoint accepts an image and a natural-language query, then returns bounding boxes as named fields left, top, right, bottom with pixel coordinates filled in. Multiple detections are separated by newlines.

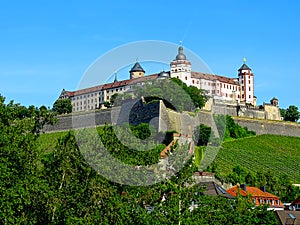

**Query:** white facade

left=59, top=46, right=255, bottom=112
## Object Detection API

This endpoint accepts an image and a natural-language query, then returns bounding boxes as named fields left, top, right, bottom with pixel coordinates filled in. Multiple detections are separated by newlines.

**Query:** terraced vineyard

left=214, top=134, right=300, bottom=183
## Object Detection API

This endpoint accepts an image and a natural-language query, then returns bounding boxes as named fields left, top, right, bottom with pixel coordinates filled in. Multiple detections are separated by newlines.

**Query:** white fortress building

left=59, top=46, right=256, bottom=112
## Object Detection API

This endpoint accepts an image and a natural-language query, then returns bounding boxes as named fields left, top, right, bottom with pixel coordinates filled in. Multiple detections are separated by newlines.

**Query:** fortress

left=58, top=45, right=281, bottom=120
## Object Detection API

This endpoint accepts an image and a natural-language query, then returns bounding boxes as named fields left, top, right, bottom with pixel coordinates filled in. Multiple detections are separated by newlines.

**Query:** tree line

left=0, top=94, right=279, bottom=224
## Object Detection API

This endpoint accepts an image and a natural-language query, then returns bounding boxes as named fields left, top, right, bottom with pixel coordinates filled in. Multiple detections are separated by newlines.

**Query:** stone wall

left=43, top=100, right=300, bottom=138
left=233, top=117, right=300, bottom=137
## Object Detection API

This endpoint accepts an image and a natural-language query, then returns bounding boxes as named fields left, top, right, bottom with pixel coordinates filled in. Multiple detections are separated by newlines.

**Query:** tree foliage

left=214, top=115, right=256, bottom=141
left=193, top=123, right=212, bottom=146
left=0, top=94, right=280, bottom=224
left=117, top=78, right=208, bottom=112
left=221, top=165, right=300, bottom=202
left=53, top=98, right=72, bottom=114
left=283, top=105, right=300, bottom=122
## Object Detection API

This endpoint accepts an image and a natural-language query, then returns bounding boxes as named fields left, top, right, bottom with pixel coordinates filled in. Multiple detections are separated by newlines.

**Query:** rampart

left=43, top=100, right=300, bottom=138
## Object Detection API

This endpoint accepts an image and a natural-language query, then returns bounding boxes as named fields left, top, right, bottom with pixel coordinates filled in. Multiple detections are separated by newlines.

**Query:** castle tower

left=238, top=58, right=254, bottom=105
left=129, top=61, right=145, bottom=79
left=170, top=45, right=192, bottom=85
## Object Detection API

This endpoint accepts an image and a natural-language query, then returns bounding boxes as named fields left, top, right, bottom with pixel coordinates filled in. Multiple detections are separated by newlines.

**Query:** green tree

left=52, top=98, right=72, bottom=114
left=0, top=95, right=55, bottom=224
left=193, top=124, right=212, bottom=146
left=129, top=78, right=208, bottom=112
left=110, top=93, right=119, bottom=106
left=280, top=108, right=286, bottom=118
left=284, top=105, right=300, bottom=122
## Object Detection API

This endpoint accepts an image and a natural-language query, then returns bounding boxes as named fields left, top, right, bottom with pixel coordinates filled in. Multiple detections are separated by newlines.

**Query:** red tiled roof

left=191, top=72, right=238, bottom=85
left=160, top=139, right=177, bottom=158
left=227, top=185, right=283, bottom=207
left=227, top=186, right=279, bottom=198
left=64, top=73, right=159, bottom=97
left=62, top=70, right=238, bottom=98
left=292, top=196, right=300, bottom=206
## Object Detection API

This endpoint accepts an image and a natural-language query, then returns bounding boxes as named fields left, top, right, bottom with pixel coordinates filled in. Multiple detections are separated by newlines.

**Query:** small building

left=227, top=184, right=284, bottom=210
left=290, top=196, right=300, bottom=211
left=198, top=181, right=234, bottom=199
left=274, top=210, right=300, bottom=225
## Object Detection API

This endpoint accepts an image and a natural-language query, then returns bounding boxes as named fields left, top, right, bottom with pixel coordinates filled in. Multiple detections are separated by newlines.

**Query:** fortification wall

left=212, top=103, right=281, bottom=121
left=43, top=100, right=300, bottom=138
left=233, top=117, right=300, bottom=137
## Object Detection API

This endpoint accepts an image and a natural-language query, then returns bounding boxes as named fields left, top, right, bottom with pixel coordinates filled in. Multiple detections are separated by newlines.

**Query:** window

left=107, top=96, right=109, bottom=100
left=249, top=87, right=251, bottom=91
left=248, top=80, right=251, bottom=84
left=185, top=76, right=187, bottom=80
left=192, top=80, right=195, bottom=84
left=249, top=95, right=251, bottom=98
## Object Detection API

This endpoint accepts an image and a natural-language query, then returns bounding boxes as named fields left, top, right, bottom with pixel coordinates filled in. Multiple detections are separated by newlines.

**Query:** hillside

left=214, top=134, right=300, bottom=183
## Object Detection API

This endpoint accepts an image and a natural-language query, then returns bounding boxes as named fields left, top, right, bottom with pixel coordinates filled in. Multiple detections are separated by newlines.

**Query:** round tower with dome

left=170, top=45, right=192, bottom=85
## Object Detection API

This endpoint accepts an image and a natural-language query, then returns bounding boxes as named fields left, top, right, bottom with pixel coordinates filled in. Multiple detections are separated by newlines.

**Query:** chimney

left=260, top=186, right=266, bottom=192
left=240, top=184, right=246, bottom=191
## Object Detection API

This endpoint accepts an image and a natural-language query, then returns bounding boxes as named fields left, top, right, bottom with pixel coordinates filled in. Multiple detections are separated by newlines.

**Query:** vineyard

left=214, top=134, right=300, bottom=183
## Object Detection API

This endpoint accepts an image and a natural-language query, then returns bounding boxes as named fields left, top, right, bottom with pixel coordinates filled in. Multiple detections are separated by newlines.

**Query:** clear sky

left=1, top=0, right=299, bottom=109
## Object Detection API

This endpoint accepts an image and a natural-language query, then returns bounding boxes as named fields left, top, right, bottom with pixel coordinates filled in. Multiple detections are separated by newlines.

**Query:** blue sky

left=0, top=0, right=299, bottom=109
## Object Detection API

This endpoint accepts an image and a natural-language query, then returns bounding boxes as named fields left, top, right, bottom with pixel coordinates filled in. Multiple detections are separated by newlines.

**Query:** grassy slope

left=214, top=134, right=300, bottom=183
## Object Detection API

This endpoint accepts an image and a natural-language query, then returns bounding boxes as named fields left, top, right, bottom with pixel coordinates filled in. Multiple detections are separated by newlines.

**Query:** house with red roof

left=227, top=184, right=284, bottom=210
left=290, top=196, right=300, bottom=211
